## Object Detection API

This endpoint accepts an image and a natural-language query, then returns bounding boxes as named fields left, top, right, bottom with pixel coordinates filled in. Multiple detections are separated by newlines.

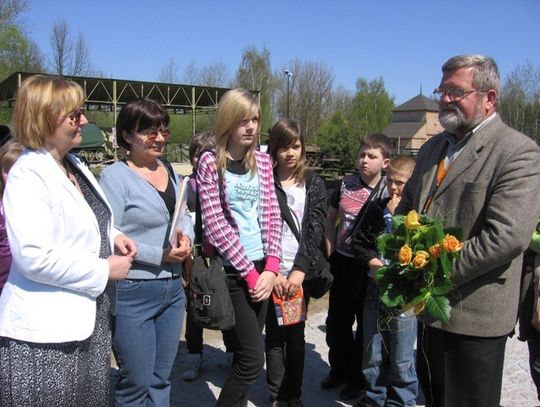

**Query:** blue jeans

left=113, top=277, right=185, bottom=407
left=361, top=279, right=418, bottom=406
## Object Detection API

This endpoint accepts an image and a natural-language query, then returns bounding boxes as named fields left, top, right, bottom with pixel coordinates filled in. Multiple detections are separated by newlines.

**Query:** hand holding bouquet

left=375, top=210, right=463, bottom=324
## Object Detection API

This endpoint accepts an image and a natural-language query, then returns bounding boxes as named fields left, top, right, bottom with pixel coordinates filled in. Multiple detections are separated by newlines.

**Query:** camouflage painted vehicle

left=72, top=123, right=125, bottom=164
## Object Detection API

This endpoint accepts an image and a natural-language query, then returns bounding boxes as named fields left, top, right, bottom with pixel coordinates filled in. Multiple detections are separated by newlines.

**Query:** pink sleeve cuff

left=264, top=256, right=280, bottom=275
left=243, top=268, right=260, bottom=290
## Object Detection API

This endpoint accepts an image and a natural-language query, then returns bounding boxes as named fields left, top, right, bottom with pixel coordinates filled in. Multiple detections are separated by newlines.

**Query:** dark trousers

left=217, top=263, right=267, bottom=407
left=417, top=323, right=507, bottom=407
left=185, top=298, right=236, bottom=354
left=518, top=251, right=540, bottom=402
left=325, top=252, right=367, bottom=386
left=528, top=339, right=540, bottom=402
left=265, top=286, right=311, bottom=401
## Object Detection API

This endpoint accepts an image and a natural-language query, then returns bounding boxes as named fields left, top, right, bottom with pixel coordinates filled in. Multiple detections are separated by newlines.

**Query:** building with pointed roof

left=383, top=93, right=443, bottom=155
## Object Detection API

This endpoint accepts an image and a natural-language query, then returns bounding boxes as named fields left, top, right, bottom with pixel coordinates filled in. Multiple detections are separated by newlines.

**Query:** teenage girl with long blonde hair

left=196, top=88, right=282, bottom=406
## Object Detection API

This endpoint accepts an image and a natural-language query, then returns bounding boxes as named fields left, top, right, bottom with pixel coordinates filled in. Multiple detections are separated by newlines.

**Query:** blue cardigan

left=100, top=161, right=194, bottom=279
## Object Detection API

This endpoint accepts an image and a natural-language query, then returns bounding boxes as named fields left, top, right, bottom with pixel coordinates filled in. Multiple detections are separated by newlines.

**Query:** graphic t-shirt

left=224, top=161, right=264, bottom=262
left=329, top=174, right=372, bottom=257
left=280, top=183, right=306, bottom=276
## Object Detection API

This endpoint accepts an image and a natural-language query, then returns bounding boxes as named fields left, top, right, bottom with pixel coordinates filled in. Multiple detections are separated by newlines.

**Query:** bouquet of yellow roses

left=375, top=210, right=463, bottom=324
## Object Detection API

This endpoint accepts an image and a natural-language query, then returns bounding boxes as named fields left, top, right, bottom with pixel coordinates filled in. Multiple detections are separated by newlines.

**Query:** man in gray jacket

left=397, top=54, right=540, bottom=407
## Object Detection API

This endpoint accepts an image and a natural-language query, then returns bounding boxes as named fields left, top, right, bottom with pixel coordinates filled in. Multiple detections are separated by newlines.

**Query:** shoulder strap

left=160, top=158, right=177, bottom=185
left=275, top=180, right=301, bottom=242
left=348, top=176, right=385, bottom=239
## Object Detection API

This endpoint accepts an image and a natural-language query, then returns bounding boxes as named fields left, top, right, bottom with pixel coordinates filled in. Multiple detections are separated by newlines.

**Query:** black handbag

left=188, top=251, right=235, bottom=330
left=187, top=176, right=235, bottom=330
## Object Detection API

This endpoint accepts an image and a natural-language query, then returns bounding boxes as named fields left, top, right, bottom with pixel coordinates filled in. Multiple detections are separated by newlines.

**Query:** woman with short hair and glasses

left=99, top=97, right=194, bottom=406
left=0, top=75, right=136, bottom=407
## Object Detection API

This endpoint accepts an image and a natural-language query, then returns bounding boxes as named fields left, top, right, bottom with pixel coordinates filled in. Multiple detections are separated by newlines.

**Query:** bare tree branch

left=72, top=34, right=91, bottom=76
left=199, top=60, right=229, bottom=87
left=158, top=57, right=180, bottom=83
left=0, top=0, right=28, bottom=28
left=50, top=20, right=71, bottom=75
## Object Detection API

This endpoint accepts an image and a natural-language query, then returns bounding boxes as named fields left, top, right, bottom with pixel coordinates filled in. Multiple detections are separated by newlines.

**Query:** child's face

left=276, top=140, right=302, bottom=171
left=229, top=115, right=259, bottom=151
left=386, top=167, right=413, bottom=197
left=357, top=147, right=389, bottom=182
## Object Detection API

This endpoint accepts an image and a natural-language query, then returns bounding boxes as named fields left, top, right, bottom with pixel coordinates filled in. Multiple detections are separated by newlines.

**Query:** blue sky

left=21, top=0, right=540, bottom=105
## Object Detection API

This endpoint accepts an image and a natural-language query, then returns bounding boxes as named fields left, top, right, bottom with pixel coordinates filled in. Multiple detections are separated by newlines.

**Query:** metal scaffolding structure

left=0, top=72, right=259, bottom=136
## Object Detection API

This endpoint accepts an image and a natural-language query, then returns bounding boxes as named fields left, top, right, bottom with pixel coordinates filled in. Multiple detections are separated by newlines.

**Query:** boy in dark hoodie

left=350, top=155, right=417, bottom=407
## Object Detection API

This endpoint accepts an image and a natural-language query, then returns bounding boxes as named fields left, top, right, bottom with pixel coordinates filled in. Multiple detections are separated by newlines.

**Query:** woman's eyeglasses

left=68, top=107, right=85, bottom=121
left=139, top=127, right=171, bottom=144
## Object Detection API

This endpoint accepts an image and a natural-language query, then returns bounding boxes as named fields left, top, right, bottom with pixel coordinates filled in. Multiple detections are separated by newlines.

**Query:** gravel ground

left=168, top=296, right=538, bottom=407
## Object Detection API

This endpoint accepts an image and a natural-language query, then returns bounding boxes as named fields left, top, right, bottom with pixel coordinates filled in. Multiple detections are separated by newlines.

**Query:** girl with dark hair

left=266, top=119, right=328, bottom=407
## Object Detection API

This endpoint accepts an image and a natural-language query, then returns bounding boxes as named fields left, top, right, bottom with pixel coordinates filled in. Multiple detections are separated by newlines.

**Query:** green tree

left=499, top=62, right=540, bottom=143
left=0, top=0, right=44, bottom=82
left=235, top=46, right=276, bottom=140
left=314, top=111, right=358, bottom=171
left=0, top=0, right=27, bottom=26
left=348, top=77, right=394, bottom=138
left=0, top=25, right=43, bottom=81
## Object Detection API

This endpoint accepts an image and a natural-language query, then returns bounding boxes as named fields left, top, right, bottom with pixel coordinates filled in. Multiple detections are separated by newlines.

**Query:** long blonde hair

left=214, top=88, right=260, bottom=173
left=12, top=75, right=85, bottom=149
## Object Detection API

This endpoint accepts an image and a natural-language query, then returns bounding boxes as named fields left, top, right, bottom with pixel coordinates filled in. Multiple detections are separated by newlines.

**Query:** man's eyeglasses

left=433, top=87, right=486, bottom=101
left=68, top=107, right=85, bottom=121
left=139, top=127, right=171, bottom=143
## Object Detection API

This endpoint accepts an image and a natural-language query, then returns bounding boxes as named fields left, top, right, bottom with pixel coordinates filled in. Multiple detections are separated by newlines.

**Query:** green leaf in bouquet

left=380, top=284, right=404, bottom=308
left=428, top=259, right=438, bottom=273
left=375, top=266, right=389, bottom=283
left=423, top=226, right=439, bottom=246
left=387, top=283, right=407, bottom=306
left=419, top=213, right=435, bottom=226
left=377, top=233, right=405, bottom=256
left=377, top=233, right=393, bottom=256
left=402, top=267, right=421, bottom=281
left=425, top=295, right=452, bottom=324
left=391, top=215, right=405, bottom=230
left=434, top=221, right=445, bottom=241
left=439, top=252, right=452, bottom=276
left=430, top=279, right=455, bottom=296
left=410, top=289, right=430, bottom=305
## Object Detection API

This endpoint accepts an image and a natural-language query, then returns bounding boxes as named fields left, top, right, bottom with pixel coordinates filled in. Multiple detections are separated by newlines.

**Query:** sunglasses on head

left=68, top=107, right=85, bottom=121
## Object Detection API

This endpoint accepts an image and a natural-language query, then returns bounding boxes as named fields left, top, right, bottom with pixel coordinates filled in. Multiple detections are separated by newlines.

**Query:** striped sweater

left=196, top=150, right=282, bottom=285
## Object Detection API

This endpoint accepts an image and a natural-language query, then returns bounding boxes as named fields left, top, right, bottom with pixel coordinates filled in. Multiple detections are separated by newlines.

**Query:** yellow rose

left=398, top=244, right=413, bottom=265
left=428, top=243, right=442, bottom=258
left=442, top=234, right=463, bottom=252
left=404, top=210, right=421, bottom=230
left=412, top=250, right=430, bottom=269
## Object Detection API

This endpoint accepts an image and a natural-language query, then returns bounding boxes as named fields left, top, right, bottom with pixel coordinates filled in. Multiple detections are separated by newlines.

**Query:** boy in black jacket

left=350, top=155, right=417, bottom=407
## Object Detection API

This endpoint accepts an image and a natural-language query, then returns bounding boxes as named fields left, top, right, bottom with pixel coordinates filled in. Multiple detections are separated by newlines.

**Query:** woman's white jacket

left=0, top=149, right=119, bottom=343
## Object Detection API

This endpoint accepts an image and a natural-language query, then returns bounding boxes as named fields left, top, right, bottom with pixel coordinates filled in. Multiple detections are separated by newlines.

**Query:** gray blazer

left=397, top=115, right=540, bottom=337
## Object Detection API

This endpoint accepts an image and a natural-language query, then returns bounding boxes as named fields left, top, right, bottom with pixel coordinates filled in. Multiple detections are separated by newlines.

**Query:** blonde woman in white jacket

left=0, top=75, right=136, bottom=407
